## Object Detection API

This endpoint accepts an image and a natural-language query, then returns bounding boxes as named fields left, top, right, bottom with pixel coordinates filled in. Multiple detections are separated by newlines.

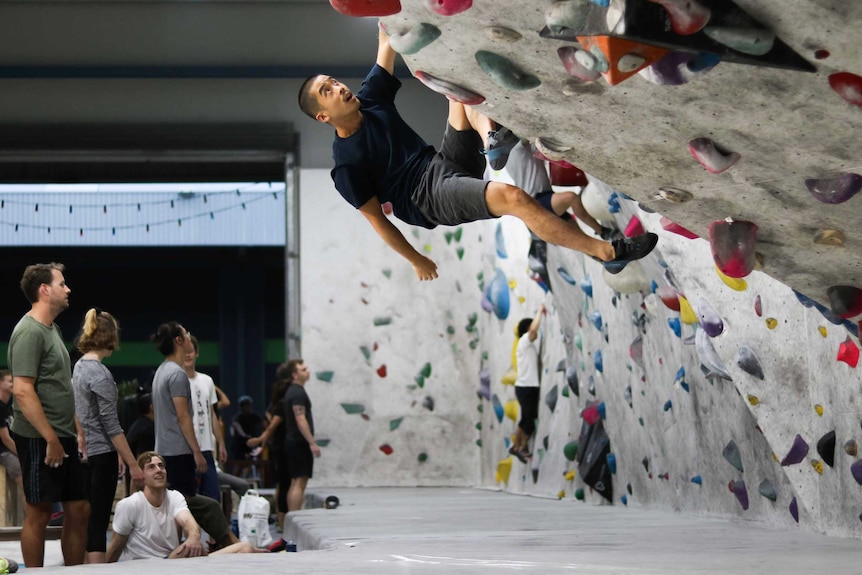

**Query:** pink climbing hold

left=557, top=46, right=602, bottom=82
left=837, top=337, right=860, bottom=368
left=660, top=216, right=699, bottom=239
left=550, top=162, right=588, bottom=187
left=414, top=70, right=485, bottom=105
left=708, top=219, right=758, bottom=279
left=329, top=0, right=401, bottom=17
left=827, top=285, right=862, bottom=318
left=828, top=72, right=862, bottom=107
left=688, top=137, right=740, bottom=174
left=424, top=0, right=471, bottom=16
left=624, top=216, right=645, bottom=238
left=645, top=0, right=711, bottom=35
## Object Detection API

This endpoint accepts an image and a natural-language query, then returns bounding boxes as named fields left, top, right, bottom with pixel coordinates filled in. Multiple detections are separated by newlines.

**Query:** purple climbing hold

left=780, top=434, right=809, bottom=466
left=640, top=51, right=698, bottom=85
left=414, top=70, right=485, bottom=105
left=851, top=459, right=862, bottom=485
left=729, top=479, right=749, bottom=510
left=689, top=137, right=740, bottom=174
left=789, top=497, right=799, bottom=523
left=697, top=297, right=724, bottom=337
left=735, top=343, right=764, bottom=380
left=557, top=46, right=602, bottom=82
left=805, top=173, right=861, bottom=204
left=424, top=0, right=471, bottom=16
left=709, top=219, right=758, bottom=279
left=478, top=368, right=491, bottom=400
left=475, top=51, right=541, bottom=91
left=827, top=285, right=862, bottom=319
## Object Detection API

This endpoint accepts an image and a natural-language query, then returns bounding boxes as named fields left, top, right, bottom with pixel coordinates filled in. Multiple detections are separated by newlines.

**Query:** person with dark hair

left=296, top=24, right=657, bottom=281
left=278, top=360, right=320, bottom=514
left=72, top=308, right=144, bottom=563
left=509, top=304, right=546, bottom=464
left=0, top=369, right=24, bottom=511
left=124, top=392, right=154, bottom=494
left=7, top=262, right=89, bottom=567
left=231, top=396, right=263, bottom=462
left=149, top=322, right=205, bottom=497
left=247, top=360, right=296, bottom=532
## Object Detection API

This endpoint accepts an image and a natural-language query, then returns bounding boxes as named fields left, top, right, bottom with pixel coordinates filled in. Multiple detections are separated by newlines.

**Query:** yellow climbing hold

left=765, top=318, right=778, bottom=329
left=518, top=295, right=526, bottom=304
left=814, top=404, right=824, bottom=416
left=747, top=394, right=759, bottom=406
left=772, top=453, right=779, bottom=463
left=818, top=326, right=828, bottom=337
left=504, top=399, right=519, bottom=422
left=508, top=278, right=518, bottom=290
left=557, top=490, right=566, bottom=499
left=715, top=265, right=748, bottom=291
left=497, top=457, right=513, bottom=484
left=565, top=469, right=576, bottom=481
left=423, top=244, right=432, bottom=253
left=678, top=295, right=698, bottom=325
left=811, top=460, right=824, bottom=474
left=501, top=368, right=517, bottom=386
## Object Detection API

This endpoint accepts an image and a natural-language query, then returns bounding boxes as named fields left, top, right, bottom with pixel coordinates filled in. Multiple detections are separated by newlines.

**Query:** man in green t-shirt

left=7, top=262, right=89, bottom=568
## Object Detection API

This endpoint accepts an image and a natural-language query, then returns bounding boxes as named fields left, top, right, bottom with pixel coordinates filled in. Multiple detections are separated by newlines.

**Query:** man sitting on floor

left=107, top=451, right=269, bottom=561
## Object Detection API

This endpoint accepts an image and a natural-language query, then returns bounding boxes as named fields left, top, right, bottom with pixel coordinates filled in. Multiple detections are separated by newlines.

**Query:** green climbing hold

left=316, top=371, right=334, bottom=383
left=420, top=362, right=432, bottom=378
left=574, top=488, right=585, bottom=501
left=445, top=231, right=454, bottom=244
left=447, top=325, right=455, bottom=335
left=454, top=227, right=463, bottom=242
left=476, top=439, right=482, bottom=447
left=415, top=375, right=425, bottom=388
left=457, top=247, right=465, bottom=260
left=418, top=452, right=428, bottom=463
left=360, top=346, right=371, bottom=361
left=574, top=333, right=583, bottom=352
left=373, top=316, right=392, bottom=326
left=341, top=403, right=366, bottom=415
left=316, top=438, right=330, bottom=447
left=561, top=386, right=570, bottom=398
left=564, top=440, right=579, bottom=461
left=389, top=22, right=441, bottom=55
left=382, top=269, right=392, bottom=279
left=389, top=417, right=404, bottom=431
left=475, top=50, right=541, bottom=91
left=722, top=440, right=744, bottom=473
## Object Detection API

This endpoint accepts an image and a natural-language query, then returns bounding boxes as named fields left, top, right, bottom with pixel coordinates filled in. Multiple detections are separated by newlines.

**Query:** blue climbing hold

left=663, top=399, right=673, bottom=411
left=668, top=317, right=682, bottom=337
left=594, top=350, right=603, bottom=373
left=495, top=221, right=507, bottom=258
left=580, top=275, right=593, bottom=298
left=589, top=310, right=603, bottom=331
left=484, top=268, right=510, bottom=320
left=607, top=452, right=617, bottom=474
left=608, top=192, right=621, bottom=213
left=557, top=266, right=577, bottom=285
left=691, top=475, right=703, bottom=485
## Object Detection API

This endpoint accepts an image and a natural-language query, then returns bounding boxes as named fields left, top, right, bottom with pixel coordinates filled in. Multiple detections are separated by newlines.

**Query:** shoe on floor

left=267, top=538, right=287, bottom=553
left=508, top=445, right=528, bottom=464
left=484, top=126, right=520, bottom=170
left=603, top=233, right=658, bottom=274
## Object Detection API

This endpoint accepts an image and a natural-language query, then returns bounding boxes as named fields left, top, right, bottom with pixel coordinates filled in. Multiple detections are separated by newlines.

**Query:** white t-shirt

left=188, top=371, right=217, bottom=452
left=515, top=333, right=540, bottom=388
left=112, top=490, right=188, bottom=560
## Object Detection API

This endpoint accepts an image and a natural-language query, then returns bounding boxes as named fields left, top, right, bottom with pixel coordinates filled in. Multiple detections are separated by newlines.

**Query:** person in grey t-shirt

left=149, top=322, right=205, bottom=496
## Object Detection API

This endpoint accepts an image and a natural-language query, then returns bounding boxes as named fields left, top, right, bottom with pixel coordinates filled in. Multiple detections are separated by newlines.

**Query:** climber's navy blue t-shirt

left=331, top=65, right=436, bottom=229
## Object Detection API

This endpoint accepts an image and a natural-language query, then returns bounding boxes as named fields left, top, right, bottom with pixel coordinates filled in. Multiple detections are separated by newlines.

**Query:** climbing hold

left=630, top=336, right=644, bottom=369
left=594, top=350, right=603, bottom=373
left=497, top=457, right=513, bottom=485
left=374, top=316, right=392, bottom=326
left=657, top=286, right=681, bottom=311
left=478, top=368, right=491, bottom=399
left=624, top=385, right=633, bottom=408
left=660, top=215, right=699, bottom=239
left=624, top=216, right=645, bottom=238
left=581, top=401, right=605, bottom=424
left=709, top=219, right=758, bottom=279
left=827, top=285, right=862, bottom=319
left=587, top=375, right=596, bottom=396
left=663, top=399, right=673, bottom=412
left=814, top=404, right=824, bottom=416
left=696, top=297, right=724, bottom=337
left=845, top=439, right=858, bottom=457
left=703, top=27, right=775, bottom=56
left=341, top=403, right=366, bottom=415
left=485, top=25, right=521, bottom=43
left=754, top=295, right=763, bottom=317
left=550, top=162, right=589, bottom=187
left=316, top=370, right=335, bottom=382
left=780, top=434, right=809, bottom=466
left=811, top=459, right=824, bottom=474
left=722, top=440, right=744, bottom=473
left=620, top=495, right=628, bottom=506
left=814, top=229, right=845, bottom=246
left=589, top=310, right=603, bottom=331
left=765, top=318, right=778, bottom=330
left=566, top=364, right=580, bottom=396
left=379, top=443, right=394, bottom=455
left=545, top=385, right=559, bottom=413
left=852, top=460, right=862, bottom=485
left=575, top=487, right=585, bottom=501
left=607, top=192, right=621, bottom=213
left=818, top=326, right=828, bottom=337
left=494, top=222, right=507, bottom=258
left=667, top=317, right=682, bottom=338
left=576, top=35, right=669, bottom=85
left=654, top=185, right=694, bottom=203
left=475, top=51, right=540, bottom=91
left=414, top=70, right=485, bottom=105
left=696, top=328, right=733, bottom=380
left=747, top=395, right=759, bottom=406
left=564, top=440, right=579, bottom=461
left=561, top=386, right=570, bottom=398
left=484, top=268, right=510, bottom=320
left=389, top=417, right=403, bottom=431
left=545, top=0, right=591, bottom=36
left=329, top=0, right=401, bottom=17
left=606, top=453, right=617, bottom=474
left=377, top=364, right=387, bottom=378
left=645, top=0, right=711, bottom=35
left=715, top=266, right=748, bottom=291
left=422, top=396, right=435, bottom=411
left=828, top=72, right=862, bottom=108
left=492, top=394, right=504, bottom=423
left=729, top=480, right=749, bottom=510
left=580, top=276, right=593, bottom=298
left=789, top=497, right=799, bottom=523
left=424, top=0, right=471, bottom=16
left=504, top=399, right=519, bottom=422
left=805, top=173, right=861, bottom=204
left=557, top=46, right=603, bottom=82
left=574, top=333, right=583, bottom=352
left=418, top=452, right=428, bottom=463
left=557, top=266, right=577, bottom=285
left=691, top=475, right=703, bottom=485
left=688, top=137, right=741, bottom=174
left=837, top=337, right=860, bottom=368
left=564, top=469, right=576, bottom=481
left=389, top=22, right=441, bottom=55
left=735, top=344, right=764, bottom=380
left=758, top=479, right=777, bottom=501
left=678, top=295, right=698, bottom=325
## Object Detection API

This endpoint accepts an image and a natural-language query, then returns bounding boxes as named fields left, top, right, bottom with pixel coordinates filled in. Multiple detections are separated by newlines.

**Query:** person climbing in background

left=297, top=22, right=657, bottom=281
left=510, top=304, right=546, bottom=464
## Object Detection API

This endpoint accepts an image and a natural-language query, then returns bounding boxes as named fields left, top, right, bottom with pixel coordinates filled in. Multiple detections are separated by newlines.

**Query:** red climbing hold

left=660, top=216, right=699, bottom=239
left=656, top=286, right=681, bottom=311
left=828, top=72, right=862, bottom=108
left=837, top=337, right=859, bottom=368
left=379, top=444, right=394, bottom=455
left=709, top=219, right=758, bottom=278
left=414, top=70, right=485, bottom=105
left=424, top=0, right=471, bottom=16
left=377, top=364, right=388, bottom=378
left=624, top=216, right=645, bottom=238
left=550, top=162, right=588, bottom=187
left=329, top=0, right=401, bottom=17
left=688, top=137, right=740, bottom=174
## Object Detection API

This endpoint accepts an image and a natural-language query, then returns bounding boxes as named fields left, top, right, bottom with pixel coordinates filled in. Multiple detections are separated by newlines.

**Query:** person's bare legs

left=21, top=502, right=51, bottom=567
left=60, top=499, right=89, bottom=566
left=550, top=191, right=604, bottom=235
left=287, top=477, right=309, bottom=513
left=210, top=541, right=268, bottom=554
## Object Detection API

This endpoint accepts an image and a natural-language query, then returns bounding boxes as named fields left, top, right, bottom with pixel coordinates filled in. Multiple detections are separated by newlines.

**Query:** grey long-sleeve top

left=72, top=358, right=124, bottom=457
